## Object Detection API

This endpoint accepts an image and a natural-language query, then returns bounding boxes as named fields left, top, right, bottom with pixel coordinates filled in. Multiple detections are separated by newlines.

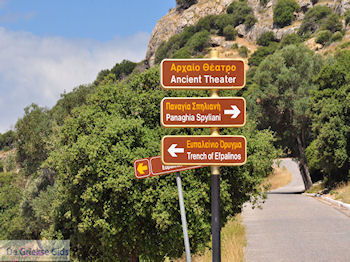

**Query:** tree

left=44, top=67, right=279, bottom=260
left=223, top=25, right=237, bottom=40
left=273, top=0, right=299, bottom=28
left=252, top=45, right=322, bottom=189
left=15, top=104, right=52, bottom=176
left=257, top=31, right=277, bottom=46
left=306, top=50, right=350, bottom=184
left=0, top=130, right=16, bottom=151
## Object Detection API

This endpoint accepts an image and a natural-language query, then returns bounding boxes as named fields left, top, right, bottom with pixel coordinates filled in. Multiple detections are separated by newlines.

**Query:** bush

left=273, top=0, right=299, bottom=28
left=257, top=31, right=277, bottom=46
left=260, top=0, right=270, bottom=6
left=345, top=10, right=350, bottom=26
left=231, top=43, right=239, bottom=49
left=331, top=31, right=344, bottom=42
left=248, top=42, right=279, bottom=66
left=315, top=30, right=332, bottom=45
left=321, top=13, right=343, bottom=33
left=110, top=60, right=137, bottom=80
left=244, top=14, right=257, bottom=28
left=298, top=6, right=333, bottom=36
left=223, top=25, right=237, bottom=40
left=184, top=30, right=210, bottom=53
left=196, top=15, right=219, bottom=32
left=280, top=33, right=302, bottom=47
left=176, top=0, right=197, bottom=10
left=238, top=46, right=249, bottom=57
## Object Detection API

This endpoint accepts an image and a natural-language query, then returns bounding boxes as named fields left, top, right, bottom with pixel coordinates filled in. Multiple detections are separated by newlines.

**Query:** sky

left=0, top=0, right=174, bottom=133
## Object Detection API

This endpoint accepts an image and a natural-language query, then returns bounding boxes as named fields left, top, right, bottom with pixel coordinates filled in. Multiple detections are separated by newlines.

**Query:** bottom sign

left=134, top=155, right=202, bottom=179
left=162, top=135, right=247, bottom=166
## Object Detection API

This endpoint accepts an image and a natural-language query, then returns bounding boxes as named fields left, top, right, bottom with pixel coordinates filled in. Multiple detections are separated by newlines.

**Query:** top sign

left=161, top=59, right=245, bottom=89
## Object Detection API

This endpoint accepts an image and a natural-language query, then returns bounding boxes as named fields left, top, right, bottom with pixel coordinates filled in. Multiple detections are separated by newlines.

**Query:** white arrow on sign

left=168, top=144, right=184, bottom=157
left=224, top=105, right=241, bottom=119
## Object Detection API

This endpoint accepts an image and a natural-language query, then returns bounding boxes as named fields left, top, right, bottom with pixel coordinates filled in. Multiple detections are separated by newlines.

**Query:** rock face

left=145, top=0, right=345, bottom=65
left=146, top=0, right=232, bottom=67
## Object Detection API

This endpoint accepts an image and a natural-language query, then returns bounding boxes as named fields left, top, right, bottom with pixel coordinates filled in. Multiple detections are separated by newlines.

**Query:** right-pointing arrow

left=224, top=105, right=241, bottom=119
left=168, top=144, right=184, bottom=157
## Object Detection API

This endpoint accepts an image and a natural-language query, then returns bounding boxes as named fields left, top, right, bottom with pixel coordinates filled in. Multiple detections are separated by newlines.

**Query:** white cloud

left=0, top=27, right=149, bottom=133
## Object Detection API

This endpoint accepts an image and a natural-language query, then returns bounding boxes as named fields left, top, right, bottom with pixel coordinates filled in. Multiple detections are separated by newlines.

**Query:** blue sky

left=0, top=0, right=174, bottom=132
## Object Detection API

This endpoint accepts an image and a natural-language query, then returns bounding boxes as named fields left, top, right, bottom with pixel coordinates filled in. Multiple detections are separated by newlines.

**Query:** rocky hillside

left=146, top=0, right=350, bottom=66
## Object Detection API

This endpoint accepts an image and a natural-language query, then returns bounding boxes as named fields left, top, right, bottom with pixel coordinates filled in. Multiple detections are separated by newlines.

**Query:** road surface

left=243, top=158, right=350, bottom=262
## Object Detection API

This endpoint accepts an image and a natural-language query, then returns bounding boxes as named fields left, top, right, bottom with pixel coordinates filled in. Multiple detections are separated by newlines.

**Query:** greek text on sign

left=134, top=156, right=202, bottom=179
left=161, top=59, right=245, bottom=89
left=162, top=136, right=247, bottom=166
left=161, top=97, right=246, bottom=127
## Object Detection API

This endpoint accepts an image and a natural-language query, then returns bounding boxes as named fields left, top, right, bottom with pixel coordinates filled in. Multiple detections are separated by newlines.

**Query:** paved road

left=243, top=158, right=350, bottom=262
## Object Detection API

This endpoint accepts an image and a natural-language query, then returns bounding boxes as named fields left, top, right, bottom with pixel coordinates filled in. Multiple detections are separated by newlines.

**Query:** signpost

left=134, top=156, right=199, bottom=261
left=162, top=135, right=247, bottom=166
left=161, top=59, right=245, bottom=89
left=161, top=97, right=246, bottom=128
left=134, top=156, right=201, bottom=179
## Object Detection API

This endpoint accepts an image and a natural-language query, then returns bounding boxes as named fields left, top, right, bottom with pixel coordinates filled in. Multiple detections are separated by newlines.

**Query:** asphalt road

left=243, top=158, right=350, bottom=262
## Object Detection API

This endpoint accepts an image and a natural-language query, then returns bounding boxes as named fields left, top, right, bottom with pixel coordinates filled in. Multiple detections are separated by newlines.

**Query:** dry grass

left=262, top=167, right=292, bottom=191
left=174, top=215, right=246, bottom=262
left=330, top=182, right=350, bottom=204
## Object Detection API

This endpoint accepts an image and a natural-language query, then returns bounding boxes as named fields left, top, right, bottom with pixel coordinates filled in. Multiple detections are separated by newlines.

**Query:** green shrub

left=339, top=41, right=350, bottom=49
left=238, top=46, right=249, bottom=57
left=196, top=15, right=219, bottom=32
left=223, top=25, right=237, bottom=40
left=321, top=13, right=343, bottom=33
left=0, top=161, right=3, bottom=172
left=331, top=31, right=344, bottom=42
left=176, top=0, right=197, bottom=9
left=257, top=31, right=277, bottom=46
left=273, top=0, right=299, bottom=28
left=231, top=43, right=239, bottom=49
left=280, top=33, right=303, bottom=47
left=345, top=10, right=350, bottom=26
left=315, top=30, right=332, bottom=45
left=215, top=14, right=236, bottom=35
left=184, top=30, right=210, bottom=53
left=172, top=47, right=192, bottom=58
left=298, top=6, right=333, bottom=36
left=248, top=42, right=279, bottom=66
left=110, top=60, right=137, bottom=80
left=244, top=14, right=257, bottom=28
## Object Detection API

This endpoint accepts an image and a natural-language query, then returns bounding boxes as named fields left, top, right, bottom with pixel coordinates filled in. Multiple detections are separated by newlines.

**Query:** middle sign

left=161, top=97, right=246, bottom=128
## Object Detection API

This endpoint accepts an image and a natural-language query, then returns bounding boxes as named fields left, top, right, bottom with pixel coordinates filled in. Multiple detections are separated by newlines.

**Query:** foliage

left=39, top=66, right=279, bottom=260
left=176, top=0, right=197, bottom=10
left=260, top=0, right=270, bottom=7
left=257, top=31, right=277, bottom=46
left=331, top=31, right=344, bottom=42
left=223, top=25, right=237, bottom=40
left=15, top=104, right=52, bottom=176
left=0, top=172, right=24, bottom=239
left=298, top=6, right=342, bottom=37
left=0, top=130, right=16, bottom=151
left=280, top=33, right=303, bottom=47
left=315, top=30, right=332, bottom=45
left=155, top=26, right=209, bottom=63
left=306, top=50, right=350, bottom=183
left=238, top=46, right=249, bottom=57
left=273, top=0, right=299, bottom=28
left=50, top=85, right=95, bottom=125
left=345, top=10, right=350, bottom=26
left=248, top=42, right=279, bottom=67
left=155, top=1, right=257, bottom=63
left=251, top=45, right=322, bottom=188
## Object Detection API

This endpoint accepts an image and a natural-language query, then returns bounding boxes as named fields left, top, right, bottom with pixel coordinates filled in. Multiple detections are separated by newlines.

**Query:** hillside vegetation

left=0, top=0, right=349, bottom=260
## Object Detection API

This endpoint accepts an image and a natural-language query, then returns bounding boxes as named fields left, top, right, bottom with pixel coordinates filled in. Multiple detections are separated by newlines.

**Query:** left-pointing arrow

left=137, top=163, right=148, bottom=175
left=168, top=144, right=184, bottom=157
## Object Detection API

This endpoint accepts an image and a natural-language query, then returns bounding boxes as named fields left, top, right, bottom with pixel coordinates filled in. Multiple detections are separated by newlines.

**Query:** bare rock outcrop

left=146, top=0, right=232, bottom=67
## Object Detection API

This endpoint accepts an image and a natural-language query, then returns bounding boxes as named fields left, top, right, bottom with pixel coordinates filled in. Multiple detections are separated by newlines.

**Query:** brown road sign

left=161, top=59, right=245, bottom=89
left=162, top=135, right=247, bottom=166
left=161, top=97, right=246, bottom=128
left=134, top=156, right=202, bottom=179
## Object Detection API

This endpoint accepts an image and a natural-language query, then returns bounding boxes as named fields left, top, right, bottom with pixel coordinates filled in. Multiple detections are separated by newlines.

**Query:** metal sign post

left=176, top=172, right=192, bottom=262
left=210, top=50, right=221, bottom=261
